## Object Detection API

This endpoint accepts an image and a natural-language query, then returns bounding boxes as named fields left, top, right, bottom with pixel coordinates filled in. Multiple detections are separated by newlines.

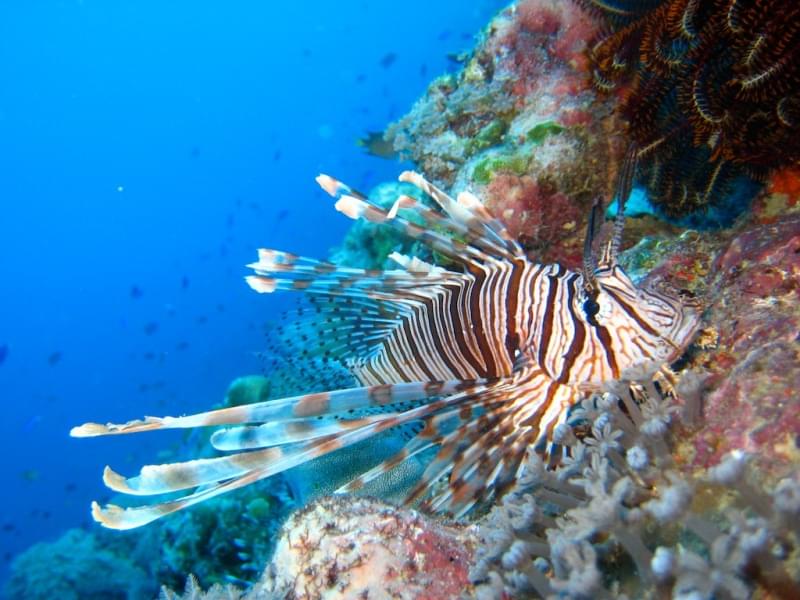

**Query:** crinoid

left=580, top=0, right=800, bottom=222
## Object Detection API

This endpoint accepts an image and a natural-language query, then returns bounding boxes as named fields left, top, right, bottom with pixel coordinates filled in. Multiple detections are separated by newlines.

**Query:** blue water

left=0, top=0, right=506, bottom=591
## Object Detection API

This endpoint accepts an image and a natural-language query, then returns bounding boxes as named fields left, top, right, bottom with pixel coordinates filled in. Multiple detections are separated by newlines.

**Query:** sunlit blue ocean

left=0, top=1, right=507, bottom=595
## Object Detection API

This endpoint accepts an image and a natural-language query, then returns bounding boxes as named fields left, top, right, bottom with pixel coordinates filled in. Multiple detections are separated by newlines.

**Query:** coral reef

left=618, top=176, right=800, bottom=479
left=223, top=375, right=272, bottom=407
left=470, top=386, right=800, bottom=598
left=8, top=374, right=297, bottom=599
left=384, top=0, right=625, bottom=267
left=5, top=479, right=295, bottom=599
left=163, top=496, right=478, bottom=600
left=5, top=528, right=155, bottom=600
left=583, top=0, right=800, bottom=221
left=149, top=482, right=295, bottom=591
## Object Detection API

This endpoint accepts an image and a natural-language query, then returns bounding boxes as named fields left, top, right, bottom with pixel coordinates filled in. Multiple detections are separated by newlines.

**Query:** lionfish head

left=592, top=264, right=702, bottom=372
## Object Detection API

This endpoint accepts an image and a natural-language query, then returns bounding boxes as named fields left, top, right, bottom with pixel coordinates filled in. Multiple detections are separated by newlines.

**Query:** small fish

left=130, top=285, right=143, bottom=299
left=446, top=51, right=470, bottom=66
left=0, top=344, right=7, bottom=366
left=176, top=341, right=190, bottom=351
left=47, top=352, right=62, bottom=366
left=273, top=150, right=282, bottom=162
left=143, top=322, right=159, bottom=335
left=356, top=131, right=399, bottom=160
left=20, top=469, right=39, bottom=482
left=181, top=276, right=190, bottom=290
left=143, top=352, right=155, bottom=361
left=379, top=52, right=397, bottom=68
left=195, top=315, right=208, bottom=325
left=190, top=146, right=201, bottom=158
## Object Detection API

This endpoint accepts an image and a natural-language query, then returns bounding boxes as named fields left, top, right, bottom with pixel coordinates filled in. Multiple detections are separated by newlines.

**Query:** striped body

left=72, top=171, right=700, bottom=529
left=352, top=258, right=695, bottom=390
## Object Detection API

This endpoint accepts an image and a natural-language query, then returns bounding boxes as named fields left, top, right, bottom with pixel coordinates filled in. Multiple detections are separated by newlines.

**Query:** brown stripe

left=594, top=324, right=619, bottom=379
left=558, top=274, right=586, bottom=384
left=504, top=260, right=524, bottom=361
left=520, top=378, right=559, bottom=434
left=446, top=283, right=483, bottom=376
left=381, top=336, right=411, bottom=381
left=468, top=267, right=497, bottom=377
left=605, top=288, right=660, bottom=338
left=537, top=266, right=563, bottom=369
left=368, top=384, right=394, bottom=406
left=400, top=311, right=437, bottom=381
left=424, top=381, right=446, bottom=395
left=419, top=294, right=462, bottom=377
left=293, top=392, right=331, bottom=417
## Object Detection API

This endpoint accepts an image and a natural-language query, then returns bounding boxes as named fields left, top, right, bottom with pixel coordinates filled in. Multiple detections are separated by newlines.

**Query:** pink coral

left=635, top=204, right=800, bottom=481
left=516, top=0, right=561, bottom=35
left=485, top=173, right=583, bottom=265
left=493, top=0, right=599, bottom=100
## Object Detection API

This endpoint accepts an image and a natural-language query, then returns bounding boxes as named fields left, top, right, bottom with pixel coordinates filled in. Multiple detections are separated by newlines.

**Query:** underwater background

left=0, top=0, right=506, bottom=594
left=2, top=1, right=799, bottom=598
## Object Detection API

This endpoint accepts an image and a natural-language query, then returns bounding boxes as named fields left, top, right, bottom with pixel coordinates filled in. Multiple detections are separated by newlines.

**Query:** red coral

left=516, top=0, right=561, bottom=35
left=485, top=173, right=583, bottom=265
left=768, top=166, right=800, bottom=204
left=494, top=0, right=598, bottom=99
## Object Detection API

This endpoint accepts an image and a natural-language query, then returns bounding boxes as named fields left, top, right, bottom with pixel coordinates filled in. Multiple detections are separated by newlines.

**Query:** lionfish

left=72, top=152, right=700, bottom=529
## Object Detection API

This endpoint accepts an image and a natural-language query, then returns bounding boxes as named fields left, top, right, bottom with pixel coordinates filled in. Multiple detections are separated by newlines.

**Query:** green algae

left=224, top=375, right=271, bottom=407
left=472, top=154, right=530, bottom=184
left=525, top=120, right=564, bottom=145
left=465, top=118, right=508, bottom=156
left=246, top=497, right=272, bottom=520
